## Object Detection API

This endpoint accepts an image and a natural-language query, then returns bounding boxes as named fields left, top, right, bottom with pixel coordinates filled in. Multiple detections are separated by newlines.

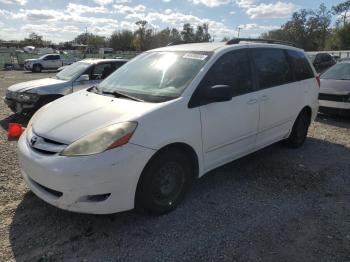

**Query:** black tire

left=32, top=64, right=42, bottom=73
left=135, top=148, right=194, bottom=215
left=285, top=110, right=310, bottom=148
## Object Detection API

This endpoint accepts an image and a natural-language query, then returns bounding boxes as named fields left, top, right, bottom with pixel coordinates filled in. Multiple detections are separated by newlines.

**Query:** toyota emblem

left=30, top=136, right=38, bottom=146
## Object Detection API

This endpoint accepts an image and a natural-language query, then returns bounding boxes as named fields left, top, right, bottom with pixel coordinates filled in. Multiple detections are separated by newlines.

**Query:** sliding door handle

left=247, top=98, right=258, bottom=105
left=260, top=95, right=269, bottom=101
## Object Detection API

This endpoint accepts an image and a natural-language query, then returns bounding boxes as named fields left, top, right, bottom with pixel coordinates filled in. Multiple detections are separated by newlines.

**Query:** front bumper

left=4, top=97, right=36, bottom=114
left=17, top=133, right=155, bottom=214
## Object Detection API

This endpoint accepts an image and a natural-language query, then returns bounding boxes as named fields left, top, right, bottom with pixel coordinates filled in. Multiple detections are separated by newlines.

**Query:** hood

left=320, top=79, right=350, bottom=95
left=8, top=78, right=66, bottom=93
left=32, top=90, right=163, bottom=144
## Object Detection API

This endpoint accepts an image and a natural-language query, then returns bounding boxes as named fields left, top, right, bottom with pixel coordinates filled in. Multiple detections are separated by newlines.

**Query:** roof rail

left=167, top=41, right=198, bottom=46
left=226, top=38, right=297, bottom=47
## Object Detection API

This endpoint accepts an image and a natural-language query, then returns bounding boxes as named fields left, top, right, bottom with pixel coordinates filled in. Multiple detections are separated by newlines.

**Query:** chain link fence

left=0, top=51, right=140, bottom=70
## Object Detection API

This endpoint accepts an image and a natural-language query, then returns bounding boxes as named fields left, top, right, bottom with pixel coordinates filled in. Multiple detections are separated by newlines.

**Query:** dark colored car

left=319, top=61, right=350, bottom=116
left=309, top=53, right=336, bottom=73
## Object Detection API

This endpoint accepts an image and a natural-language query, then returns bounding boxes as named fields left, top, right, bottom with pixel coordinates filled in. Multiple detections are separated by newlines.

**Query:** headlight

left=19, top=93, right=39, bottom=102
left=14, top=92, right=39, bottom=102
left=60, top=122, right=138, bottom=157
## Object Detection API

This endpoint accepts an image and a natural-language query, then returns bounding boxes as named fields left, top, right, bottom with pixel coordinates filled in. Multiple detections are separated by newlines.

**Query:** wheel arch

left=145, top=142, right=200, bottom=179
left=300, top=105, right=312, bottom=123
left=134, top=142, right=200, bottom=212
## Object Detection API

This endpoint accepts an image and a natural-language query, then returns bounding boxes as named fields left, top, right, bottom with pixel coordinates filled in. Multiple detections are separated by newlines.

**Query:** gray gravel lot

left=0, top=70, right=350, bottom=261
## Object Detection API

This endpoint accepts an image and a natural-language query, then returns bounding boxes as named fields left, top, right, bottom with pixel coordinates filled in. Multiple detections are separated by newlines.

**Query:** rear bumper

left=319, top=99, right=350, bottom=110
left=319, top=106, right=350, bottom=116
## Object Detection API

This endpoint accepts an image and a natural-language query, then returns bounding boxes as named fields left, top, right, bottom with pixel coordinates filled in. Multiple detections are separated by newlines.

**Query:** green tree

left=194, top=24, right=211, bottom=42
left=170, top=28, right=182, bottom=42
left=181, top=23, right=195, bottom=42
left=134, top=20, right=148, bottom=51
left=332, top=0, right=350, bottom=27
left=109, top=30, right=134, bottom=51
left=261, top=4, right=332, bottom=51
left=21, top=32, right=51, bottom=47
left=74, top=33, right=106, bottom=47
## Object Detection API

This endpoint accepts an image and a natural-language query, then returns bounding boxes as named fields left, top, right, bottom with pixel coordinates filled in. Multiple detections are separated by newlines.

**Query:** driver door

left=196, top=49, right=259, bottom=171
left=72, top=63, right=114, bottom=92
left=42, top=55, right=53, bottom=69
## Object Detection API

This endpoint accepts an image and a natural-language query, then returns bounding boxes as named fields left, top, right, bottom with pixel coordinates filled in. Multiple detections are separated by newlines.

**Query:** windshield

left=56, top=62, right=90, bottom=81
left=321, top=63, right=350, bottom=80
left=98, top=51, right=211, bottom=102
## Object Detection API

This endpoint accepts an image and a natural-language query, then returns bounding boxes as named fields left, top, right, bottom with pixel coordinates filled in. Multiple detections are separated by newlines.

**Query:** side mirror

left=205, top=85, right=232, bottom=103
left=76, top=74, right=89, bottom=82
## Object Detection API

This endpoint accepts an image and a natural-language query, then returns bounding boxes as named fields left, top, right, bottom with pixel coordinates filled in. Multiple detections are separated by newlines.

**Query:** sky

left=0, top=0, right=344, bottom=43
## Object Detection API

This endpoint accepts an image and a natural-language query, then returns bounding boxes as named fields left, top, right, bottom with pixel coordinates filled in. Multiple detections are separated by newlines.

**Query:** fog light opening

left=79, top=193, right=111, bottom=203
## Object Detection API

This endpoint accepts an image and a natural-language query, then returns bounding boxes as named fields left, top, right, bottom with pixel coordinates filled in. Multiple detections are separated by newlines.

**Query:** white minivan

left=18, top=40, right=319, bottom=215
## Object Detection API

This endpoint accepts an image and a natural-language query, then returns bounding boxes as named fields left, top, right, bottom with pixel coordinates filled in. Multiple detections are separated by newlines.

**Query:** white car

left=18, top=40, right=319, bottom=215
left=24, top=54, right=63, bottom=72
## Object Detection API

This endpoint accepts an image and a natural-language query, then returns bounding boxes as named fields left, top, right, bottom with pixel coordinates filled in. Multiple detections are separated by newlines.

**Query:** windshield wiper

left=102, top=90, right=144, bottom=102
left=87, top=85, right=101, bottom=94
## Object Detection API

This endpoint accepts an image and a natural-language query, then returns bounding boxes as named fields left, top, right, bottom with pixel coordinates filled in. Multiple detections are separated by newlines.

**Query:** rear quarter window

left=287, top=50, right=314, bottom=81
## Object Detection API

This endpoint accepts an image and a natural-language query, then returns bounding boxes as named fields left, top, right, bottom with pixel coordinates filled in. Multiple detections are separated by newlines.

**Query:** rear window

left=287, top=50, right=314, bottom=81
left=252, top=48, right=293, bottom=89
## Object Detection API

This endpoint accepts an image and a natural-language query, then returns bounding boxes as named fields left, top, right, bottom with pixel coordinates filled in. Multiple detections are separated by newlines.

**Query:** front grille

left=319, top=93, right=350, bottom=102
left=31, top=147, right=57, bottom=155
left=28, top=131, right=67, bottom=155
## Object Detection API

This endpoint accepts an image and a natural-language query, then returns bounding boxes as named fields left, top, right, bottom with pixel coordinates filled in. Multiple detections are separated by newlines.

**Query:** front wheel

left=285, top=110, right=310, bottom=148
left=135, top=149, right=193, bottom=215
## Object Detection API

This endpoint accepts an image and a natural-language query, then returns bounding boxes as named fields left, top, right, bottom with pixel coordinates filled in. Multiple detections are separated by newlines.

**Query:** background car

left=308, top=53, right=336, bottom=73
left=24, top=54, right=64, bottom=72
left=319, top=61, right=350, bottom=116
left=4, top=58, right=128, bottom=115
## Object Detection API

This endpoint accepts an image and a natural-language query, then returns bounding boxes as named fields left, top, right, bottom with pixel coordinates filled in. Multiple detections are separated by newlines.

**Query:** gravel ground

left=0, top=70, right=350, bottom=262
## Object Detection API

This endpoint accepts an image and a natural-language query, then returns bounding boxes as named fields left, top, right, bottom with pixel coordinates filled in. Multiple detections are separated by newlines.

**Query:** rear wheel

left=135, top=149, right=193, bottom=215
left=285, top=110, right=310, bottom=148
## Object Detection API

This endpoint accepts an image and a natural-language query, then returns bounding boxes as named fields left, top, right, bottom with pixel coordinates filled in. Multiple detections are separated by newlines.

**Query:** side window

left=43, top=55, right=52, bottom=60
left=200, top=49, right=253, bottom=97
left=92, top=63, right=114, bottom=80
left=287, top=50, right=314, bottom=81
left=314, top=54, right=322, bottom=63
left=321, top=53, right=332, bottom=62
left=253, top=48, right=293, bottom=89
left=53, top=55, right=60, bottom=60
left=114, top=61, right=126, bottom=70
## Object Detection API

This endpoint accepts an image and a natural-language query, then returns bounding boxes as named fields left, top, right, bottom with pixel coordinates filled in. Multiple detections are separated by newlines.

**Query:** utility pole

left=237, top=27, right=242, bottom=38
left=85, top=26, right=89, bottom=54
